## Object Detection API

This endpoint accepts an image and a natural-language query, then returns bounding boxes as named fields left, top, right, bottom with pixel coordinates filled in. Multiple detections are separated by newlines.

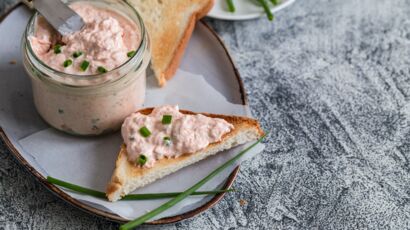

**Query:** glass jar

left=21, top=0, right=151, bottom=136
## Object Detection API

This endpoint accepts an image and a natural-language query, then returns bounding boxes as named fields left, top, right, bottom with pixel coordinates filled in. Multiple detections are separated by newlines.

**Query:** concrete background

left=2, top=0, right=410, bottom=229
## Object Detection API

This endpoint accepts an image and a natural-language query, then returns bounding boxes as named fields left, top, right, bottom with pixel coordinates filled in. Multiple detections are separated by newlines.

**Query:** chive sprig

left=226, top=0, right=235, bottom=12
left=270, top=0, right=279, bottom=5
left=46, top=176, right=234, bottom=200
left=257, top=0, right=274, bottom=21
left=225, top=0, right=278, bottom=20
left=120, top=133, right=267, bottom=229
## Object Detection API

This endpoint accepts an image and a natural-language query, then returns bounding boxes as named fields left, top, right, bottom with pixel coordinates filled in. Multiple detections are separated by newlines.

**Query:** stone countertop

left=2, top=0, right=410, bottom=229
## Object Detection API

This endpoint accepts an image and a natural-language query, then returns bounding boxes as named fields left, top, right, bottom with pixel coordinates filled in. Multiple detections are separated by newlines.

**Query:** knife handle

left=22, top=0, right=34, bottom=9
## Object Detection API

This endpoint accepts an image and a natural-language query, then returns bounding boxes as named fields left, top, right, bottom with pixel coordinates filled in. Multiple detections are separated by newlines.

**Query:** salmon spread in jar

left=22, top=0, right=151, bottom=135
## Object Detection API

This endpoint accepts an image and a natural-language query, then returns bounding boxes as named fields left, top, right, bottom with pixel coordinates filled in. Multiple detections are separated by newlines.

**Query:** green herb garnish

left=138, top=154, right=147, bottom=165
left=97, top=66, right=107, bottom=73
left=257, top=0, right=274, bottom=21
left=162, top=115, right=172, bottom=124
left=46, top=176, right=234, bottom=200
left=227, top=0, right=277, bottom=20
left=139, top=126, right=151, bottom=137
left=163, top=136, right=172, bottom=146
left=63, top=59, right=72, bottom=68
left=122, top=189, right=234, bottom=200
left=120, top=133, right=267, bottom=230
left=53, top=44, right=62, bottom=54
left=80, top=60, right=90, bottom=71
left=72, top=51, right=83, bottom=58
left=127, top=50, right=136, bottom=58
left=226, top=0, right=235, bottom=12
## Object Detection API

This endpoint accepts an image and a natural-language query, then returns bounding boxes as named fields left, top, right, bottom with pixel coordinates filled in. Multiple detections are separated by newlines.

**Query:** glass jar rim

left=24, top=0, right=147, bottom=81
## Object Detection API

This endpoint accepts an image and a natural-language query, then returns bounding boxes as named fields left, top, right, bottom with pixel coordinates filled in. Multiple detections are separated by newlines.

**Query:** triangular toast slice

left=106, top=108, right=264, bottom=202
left=129, top=0, right=214, bottom=86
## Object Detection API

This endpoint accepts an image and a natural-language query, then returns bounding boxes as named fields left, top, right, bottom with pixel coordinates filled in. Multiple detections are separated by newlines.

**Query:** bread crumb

left=239, top=199, right=247, bottom=206
left=9, top=60, right=17, bottom=65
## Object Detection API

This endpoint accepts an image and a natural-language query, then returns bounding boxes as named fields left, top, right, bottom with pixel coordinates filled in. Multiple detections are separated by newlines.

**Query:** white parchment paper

left=18, top=69, right=264, bottom=220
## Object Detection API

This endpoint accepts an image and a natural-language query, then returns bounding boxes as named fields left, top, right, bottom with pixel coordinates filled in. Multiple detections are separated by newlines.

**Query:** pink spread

left=122, top=105, right=234, bottom=168
left=25, top=1, right=149, bottom=136
left=29, top=2, right=140, bottom=75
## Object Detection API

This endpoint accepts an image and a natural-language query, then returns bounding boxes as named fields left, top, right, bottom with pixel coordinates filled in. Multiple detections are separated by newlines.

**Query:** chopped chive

left=63, top=59, right=72, bottom=68
left=258, top=0, right=274, bottom=21
left=127, top=50, right=136, bottom=58
left=97, top=66, right=107, bottom=73
left=46, top=176, right=234, bottom=200
left=139, top=126, right=151, bottom=137
left=80, top=60, right=90, bottom=71
left=53, top=44, right=62, bottom=54
left=226, top=0, right=235, bottom=12
left=120, top=133, right=268, bottom=230
left=163, top=136, right=172, bottom=146
left=162, top=115, right=172, bottom=124
left=138, top=154, right=147, bottom=166
left=72, top=51, right=83, bottom=58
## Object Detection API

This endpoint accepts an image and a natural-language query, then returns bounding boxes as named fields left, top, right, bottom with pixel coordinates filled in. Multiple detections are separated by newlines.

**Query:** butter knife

left=22, top=0, right=84, bottom=35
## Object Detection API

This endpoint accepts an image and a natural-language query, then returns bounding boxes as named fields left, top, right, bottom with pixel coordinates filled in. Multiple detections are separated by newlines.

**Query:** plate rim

left=0, top=5, right=248, bottom=225
left=207, top=0, right=296, bottom=21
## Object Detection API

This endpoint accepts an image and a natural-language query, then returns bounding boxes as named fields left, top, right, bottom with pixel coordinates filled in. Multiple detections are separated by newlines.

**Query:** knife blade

left=23, top=0, right=84, bottom=35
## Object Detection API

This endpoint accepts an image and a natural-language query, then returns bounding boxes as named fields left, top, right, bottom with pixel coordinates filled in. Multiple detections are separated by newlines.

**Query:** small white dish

left=207, top=0, right=296, bottom=20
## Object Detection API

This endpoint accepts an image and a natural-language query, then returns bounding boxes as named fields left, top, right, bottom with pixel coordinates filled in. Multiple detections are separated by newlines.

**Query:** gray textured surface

left=0, top=0, right=18, bottom=18
left=2, top=0, right=410, bottom=229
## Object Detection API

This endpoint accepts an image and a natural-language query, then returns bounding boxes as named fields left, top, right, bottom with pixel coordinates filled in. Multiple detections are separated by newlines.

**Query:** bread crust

left=130, top=0, right=215, bottom=86
left=106, top=108, right=264, bottom=201
left=160, top=0, right=215, bottom=86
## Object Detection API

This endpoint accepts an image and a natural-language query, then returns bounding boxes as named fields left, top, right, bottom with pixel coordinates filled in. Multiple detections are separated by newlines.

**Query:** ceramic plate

left=208, top=0, right=296, bottom=20
left=0, top=5, right=247, bottom=224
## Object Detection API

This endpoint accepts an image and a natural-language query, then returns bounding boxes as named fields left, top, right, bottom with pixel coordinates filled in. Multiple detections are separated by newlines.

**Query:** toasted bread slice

left=129, top=0, right=214, bottom=86
left=106, top=108, right=264, bottom=202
